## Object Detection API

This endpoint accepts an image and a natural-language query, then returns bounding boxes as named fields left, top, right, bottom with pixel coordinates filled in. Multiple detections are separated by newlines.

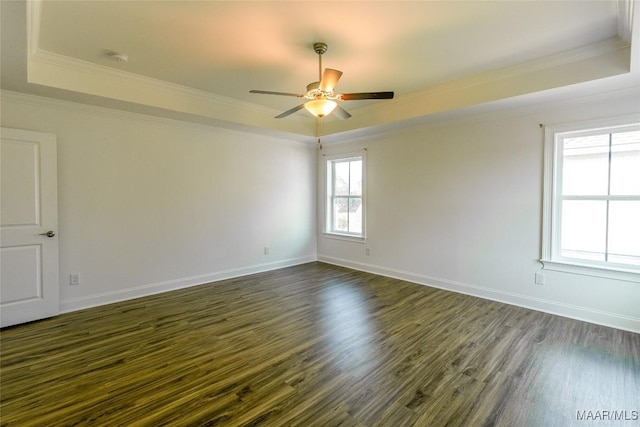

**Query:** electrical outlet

left=365, top=247, right=371, bottom=256
left=70, top=273, right=80, bottom=286
left=534, top=273, right=545, bottom=285
left=264, top=246, right=269, bottom=255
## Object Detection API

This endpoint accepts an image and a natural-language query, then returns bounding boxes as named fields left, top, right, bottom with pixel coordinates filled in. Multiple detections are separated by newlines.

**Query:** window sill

left=540, top=259, right=640, bottom=283
left=322, top=232, right=366, bottom=243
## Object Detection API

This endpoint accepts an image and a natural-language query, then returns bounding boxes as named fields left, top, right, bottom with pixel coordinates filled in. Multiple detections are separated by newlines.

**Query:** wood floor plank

left=1, top=262, right=638, bottom=426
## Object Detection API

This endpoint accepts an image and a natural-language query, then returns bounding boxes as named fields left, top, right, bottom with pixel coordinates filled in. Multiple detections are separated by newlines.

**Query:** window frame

left=323, top=151, right=366, bottom=242
left=541, top=114, right=640, bottom=283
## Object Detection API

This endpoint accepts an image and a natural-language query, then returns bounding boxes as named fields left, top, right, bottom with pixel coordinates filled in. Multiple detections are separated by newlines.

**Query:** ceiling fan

left=250, top=42, right=394, bottom=120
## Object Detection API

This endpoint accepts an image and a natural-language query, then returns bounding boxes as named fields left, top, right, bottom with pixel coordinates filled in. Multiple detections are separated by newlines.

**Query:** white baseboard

left=317, top=255, right=640, bottom=333
left=59, top=255, right=317, bottom=314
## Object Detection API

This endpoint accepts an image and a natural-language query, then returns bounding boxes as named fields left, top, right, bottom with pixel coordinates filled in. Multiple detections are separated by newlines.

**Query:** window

left=541, top=115, right=640, bottom=282
left=325, top=154, right=365, bottom=239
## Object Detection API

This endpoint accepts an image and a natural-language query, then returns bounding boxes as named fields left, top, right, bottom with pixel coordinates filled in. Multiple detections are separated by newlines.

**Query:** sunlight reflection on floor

left=319, top=283, right=375, bottom=373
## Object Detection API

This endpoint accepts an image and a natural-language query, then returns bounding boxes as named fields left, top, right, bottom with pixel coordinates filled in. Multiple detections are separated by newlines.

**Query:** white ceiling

left=1, top=1, right=638, bottom=140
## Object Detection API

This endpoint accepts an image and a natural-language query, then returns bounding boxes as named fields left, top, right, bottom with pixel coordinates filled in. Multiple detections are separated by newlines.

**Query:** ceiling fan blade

left=319, top=69, right=343, bottom=92
left=250, top=90, right=303, bottom=97
left=275, top=104, right=305, bottom=119
left=339, top=91, right=394, bottom=101
left=333, top=105, right=352, bottom=120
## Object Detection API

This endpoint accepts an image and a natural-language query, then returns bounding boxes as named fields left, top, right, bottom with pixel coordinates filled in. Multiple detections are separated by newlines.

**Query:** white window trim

left=541, top=114, right=640, bottom=283
left=322, top=150, right=367, bottom=242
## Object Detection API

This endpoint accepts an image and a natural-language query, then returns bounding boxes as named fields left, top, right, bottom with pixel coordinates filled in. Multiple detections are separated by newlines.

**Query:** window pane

left=608, top=201, right=640, bottom=266
left=327, top=156, right=364, bottom=237
left=561, top=200, right=607, bottom=261
left=332, top=197, right=349, bottom=232
left=348, top=197, right=362, bottom=234
left=562, top=134, right=609, bottom=196
left=334, top=162, right=350, bottom=196
left=350, top=160, right=362, bottom=196
left=610, top=130, right=640, bottom=196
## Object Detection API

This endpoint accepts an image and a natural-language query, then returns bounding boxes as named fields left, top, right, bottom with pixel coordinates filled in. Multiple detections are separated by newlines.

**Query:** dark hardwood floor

left=1, top=262, right=638, bottom=426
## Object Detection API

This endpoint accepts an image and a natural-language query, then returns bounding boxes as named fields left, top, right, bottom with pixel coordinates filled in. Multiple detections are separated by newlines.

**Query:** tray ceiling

left=1, top=1, right=638, bottom=141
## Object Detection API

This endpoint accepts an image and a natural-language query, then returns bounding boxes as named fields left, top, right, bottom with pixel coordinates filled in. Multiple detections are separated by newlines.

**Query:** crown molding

left=29, top=50, right=268, bottom=113
left=318, top=85, right=640, bottom=147
left=26, top=0, right=42, bottom=58
left=370, top=37, right=629, bottom=112
left=30, top=37, right=627, bottom=140
left=26, top=49, right=317, bottom=137
left=1, top=90, right=318, bottom=147
left=23, top=0, right=638, bottom=139
left=323, top=37, right=633, bottom=136
left=410, top=37, right=629, bottom=99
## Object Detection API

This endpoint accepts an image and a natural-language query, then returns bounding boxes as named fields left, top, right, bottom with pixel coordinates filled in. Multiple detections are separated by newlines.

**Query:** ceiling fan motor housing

left=250, top=41, right=393, bottom=120
left=313, top=42, right=328, bottom=55
left=306, top=82, right=320, bottom=93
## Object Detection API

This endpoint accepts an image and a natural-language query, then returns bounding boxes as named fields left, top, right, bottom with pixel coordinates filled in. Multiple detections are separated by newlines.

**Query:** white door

left=1, top=127, right=59, bottom=328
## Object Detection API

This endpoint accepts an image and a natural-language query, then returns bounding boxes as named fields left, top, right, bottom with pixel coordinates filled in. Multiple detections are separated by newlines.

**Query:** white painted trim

left=617, top=0, right=634, bottom=43
left=321, top=233, right=366, bottom=244
left=26, top=0, right=43, bottom=58
left=31, top=35, right=628, bottom=124
left=320, top=85, right=640, bottom=147
left=323, top=38, right=633, bottom=136
left=541, top=123, right=557, bottom=264
left=59, top=255, right=317, bottom=314
left=394, top=38, right=630, bottom=107
left=25, top=50, right=314, bottom=137
left=30, top=50, right=267, bottom=113
left=541, top=260, right=640, bottom=283
left=25, top=6, right=634, bottom=140
left=317, top=255, right=640, bottom=333
left=541, top=115, right=640, bottom=282
left=321, top=150, right=367, bottom=240
left=1, top=90, right=316, bottom=147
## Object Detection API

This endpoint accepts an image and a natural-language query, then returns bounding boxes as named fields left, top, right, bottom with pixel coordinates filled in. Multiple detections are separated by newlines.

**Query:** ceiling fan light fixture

left=304, top=99, right=337, bottom=118
left=250, top=42, right=393, bottom=120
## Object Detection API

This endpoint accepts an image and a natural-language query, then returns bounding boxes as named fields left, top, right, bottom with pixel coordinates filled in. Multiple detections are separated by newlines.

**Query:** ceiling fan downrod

left=249, top=40, right=393, bottom=120
left=313, top=42, right=327, bottom=81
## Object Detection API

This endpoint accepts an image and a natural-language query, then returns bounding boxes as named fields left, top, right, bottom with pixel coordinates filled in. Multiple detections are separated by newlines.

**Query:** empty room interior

left=1, top=1, right=639, bottom=426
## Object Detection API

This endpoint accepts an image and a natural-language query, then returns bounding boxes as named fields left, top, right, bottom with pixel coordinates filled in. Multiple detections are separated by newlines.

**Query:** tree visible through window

left=326, top=156, right=364, bottom=237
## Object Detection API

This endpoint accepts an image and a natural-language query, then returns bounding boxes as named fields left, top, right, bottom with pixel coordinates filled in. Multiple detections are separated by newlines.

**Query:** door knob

left=39, top=231, right=56, bottom=238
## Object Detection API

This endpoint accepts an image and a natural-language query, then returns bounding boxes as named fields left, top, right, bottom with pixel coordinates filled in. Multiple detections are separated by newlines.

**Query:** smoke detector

left=106, top=51, right=128, bottom=63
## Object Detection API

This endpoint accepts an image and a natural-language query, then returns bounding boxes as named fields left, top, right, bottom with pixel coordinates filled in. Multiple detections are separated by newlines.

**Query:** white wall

left=1, top=92, right=317, bottom=311
left=2, top=87, right=638, bottom=333
left=318, top=89, right=640, bottom=332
